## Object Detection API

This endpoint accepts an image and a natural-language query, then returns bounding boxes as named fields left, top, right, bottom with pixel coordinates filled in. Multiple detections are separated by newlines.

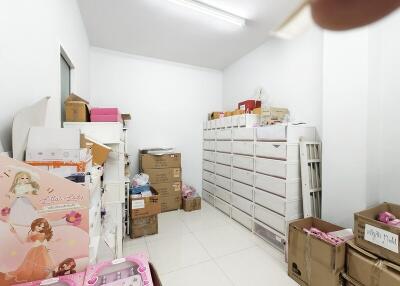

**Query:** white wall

left=0, top=0, right=90, bottom=151
left=89, top=48, right=223, bottom=192
left=223, top=27, right=323, bottom=135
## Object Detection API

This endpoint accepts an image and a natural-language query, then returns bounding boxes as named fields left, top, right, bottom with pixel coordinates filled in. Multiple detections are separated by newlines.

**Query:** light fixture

left=167, top=0, right=246, bottom=27
left=273, top=0, right=313, bottom=39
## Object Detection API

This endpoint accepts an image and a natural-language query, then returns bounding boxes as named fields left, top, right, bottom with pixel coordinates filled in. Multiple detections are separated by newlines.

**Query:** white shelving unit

left=64, top=122, right=129, bottom=259
left=202, top=115, right=316, bottom=252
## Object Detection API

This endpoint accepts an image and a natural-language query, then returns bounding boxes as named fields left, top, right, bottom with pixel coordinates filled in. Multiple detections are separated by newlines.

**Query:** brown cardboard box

left=152, top=182, right=182, bottom=212
left=141, top=153, right=181, bottom=169
left=252, top=107, right=262, bottom=115
left=130, top=215, right=158, bottom=239
left=232, top=109, right=245, bottom=115
left=341, top=273, right=362, bottom=286
left=182, top=196, right=201, bottom=212
left=64, top=94, right=90, bottom=122
left=288, top=217, right=346, bottom=286
left=130, top=188, right=161, bottom=219
left=81, top=135, right=111, bottom=165
left=260, top=107, right=289, bottom=125
left=224, top=111, right=232, bottom=117
left=145, top=168, right=181, bottom=184
left=354, top=203, right=400, bottom=265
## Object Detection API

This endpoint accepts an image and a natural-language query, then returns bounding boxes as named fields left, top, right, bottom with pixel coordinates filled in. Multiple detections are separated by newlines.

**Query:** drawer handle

left=273, top=145, right=281, bottom=148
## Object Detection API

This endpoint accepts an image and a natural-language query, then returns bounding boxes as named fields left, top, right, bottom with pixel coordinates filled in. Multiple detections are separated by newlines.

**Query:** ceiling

left=78, top=0, right=302, bottom=70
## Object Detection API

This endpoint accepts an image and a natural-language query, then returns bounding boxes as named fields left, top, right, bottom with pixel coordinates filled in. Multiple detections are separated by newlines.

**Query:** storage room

left=0, top=0, right=399, bottom=285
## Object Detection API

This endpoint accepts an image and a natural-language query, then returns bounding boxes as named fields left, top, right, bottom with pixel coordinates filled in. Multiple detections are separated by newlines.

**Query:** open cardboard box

left=354, top=202, right=400, bottom=265
left=130, top=187, right=161, bottom=219
left=288, top=217, right=346, bottom=286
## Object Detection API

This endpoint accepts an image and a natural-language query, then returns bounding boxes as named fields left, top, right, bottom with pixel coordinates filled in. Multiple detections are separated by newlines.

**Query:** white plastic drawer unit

left=203, top=160, right=215, bottom=173
left=223, top=116, right=233, bottom=128
left=202, top=190, right=215, bottom=205
left=203, top=130, right=216, bottom=140
left=232, top=167, right=254, bottom=186
left=215, top=197, right=231, bottom=216
left=215, top=175, right=231, bottom=191
left=203, top=141, right=216, bottom=151
left=215, top=186, right=231, bottom=203
left=203, top=180, right=216, bottom=195
left=203, top=170, right=216, bottom=183
left=255, top=142, right=299, bottom=161
left=232, top=180, right=253, bottom=200
left=210, top=120, right=217, bottom=130
left=256, top=125, right=316, bottom=143
left=232, top=207, right=253, bottom=230
left=254, top=222, right=285, bottom=252
left=203, top=150, right=215, bottom=162
left=232, top=128, right=255, bottom=141
left=255, top=158, right=300, bottom=179
left=238, top=114, right=259, bottom=127
left=254, top=205, right=286, bottom=234
left=254, top=173, right=301, bottom=199
left=215, top=163, right=231, bottom=178
left=231, top=193, right=253, bottom=215
left=232, top=141, right=253, bottom=156
left=254, top=189, right=303, bottom=219
left=216, top=141, right=232, bottom=153
left=216, top=129, right=232, bottom=140
left=231, top=115, right=240, bottom=127
left=215, top=152, right=231, bottom=165
left=232, top=154, right=254, bottom=171
left=103, top=182, right=125, bottom=204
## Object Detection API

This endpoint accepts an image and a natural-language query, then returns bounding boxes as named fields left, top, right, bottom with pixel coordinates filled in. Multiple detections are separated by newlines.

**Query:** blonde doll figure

left=7, top=170, right=40, bottom=227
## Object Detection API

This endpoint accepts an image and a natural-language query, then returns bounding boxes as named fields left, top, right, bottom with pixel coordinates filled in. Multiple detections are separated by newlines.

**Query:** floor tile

left=161, top=260, right=233, bottom=286
left=123, top=241, right=149, bottom=257
left=145, top=211, right=191, bottom=242
left=216, top=246, right=297, bottom=286
left=147, top=233, right=211, bottom=274
left=180, top=208, right=231, bottom=232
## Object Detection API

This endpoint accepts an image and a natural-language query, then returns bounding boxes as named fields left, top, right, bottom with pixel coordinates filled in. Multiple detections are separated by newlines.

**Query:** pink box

left=15, top=272, right=86, bottom=286
left=90, top=108, right=122, bottom=122
left=91, top=108, right=119, bottom=115
left=83, top=254, right=153, bottom=286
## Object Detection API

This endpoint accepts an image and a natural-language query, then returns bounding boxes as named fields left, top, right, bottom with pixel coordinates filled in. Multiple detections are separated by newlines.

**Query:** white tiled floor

left=123, top=202, right=298, bottom=286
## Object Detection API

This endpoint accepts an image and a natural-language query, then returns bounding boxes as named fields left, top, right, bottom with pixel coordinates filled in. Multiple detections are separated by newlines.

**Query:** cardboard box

left=182, top=196, right=201, bottom=212
left=152, top=182, right=182, bottom=212
left=354, top=203, right=400, bottom=265
left=130, top=188, right=161, bottom=219
left=238, top=100, right=261, bottom=113
left=81, top=135, right=111, bottom=166
left=209, top=112, right=224, bottom=120
left=130, top=215, right=158, bottom=239
left=141, top=153, right=181, bottom=169
left=252, top=107, right=262, bottom=115
left=261, top=107, right=289, bottom=125
left=26, top=156, right=92, bottom=178
left=345, top=240, right=400, bottom=286
left=144, top=168, right=181, bottom=184
left=288, top=217, right=346, bottom=286
left=232, top=109, right=245, bottom=115
left=90, top=107, right=122, bottom=122
left=64, top=94, right=90, bottom=122
left=224, top=111, right=232, bottom=117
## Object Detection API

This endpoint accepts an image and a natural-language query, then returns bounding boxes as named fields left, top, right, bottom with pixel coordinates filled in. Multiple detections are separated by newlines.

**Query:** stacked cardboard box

left=140, top=152, right=182, bottom=212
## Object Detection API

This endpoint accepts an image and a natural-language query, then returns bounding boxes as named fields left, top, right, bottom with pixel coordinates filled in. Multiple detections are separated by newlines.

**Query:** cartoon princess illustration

left=7, top=170, right=40, bottom=226
left=52, top=258, right=77, bottom=277
left=7, top=218, right=55, bottom=283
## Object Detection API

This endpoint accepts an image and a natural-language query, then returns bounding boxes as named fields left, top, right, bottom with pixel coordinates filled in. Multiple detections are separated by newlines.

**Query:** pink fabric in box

left=91, top=108, right=119, bottom=115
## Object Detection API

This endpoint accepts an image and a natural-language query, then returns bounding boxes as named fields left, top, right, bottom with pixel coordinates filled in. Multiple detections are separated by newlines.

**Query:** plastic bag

left=131, top=173, right=149, bottom=187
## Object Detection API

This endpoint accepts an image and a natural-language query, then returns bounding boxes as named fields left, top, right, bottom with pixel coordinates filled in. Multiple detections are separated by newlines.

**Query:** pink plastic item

left=377, top=211, right=400, bottom=227
left=90, top=108, right=122, bottom=122
left=181, top=184, right=196, bottom=199
left=15, top=272, right=85, bottom=286
left=303, top=227, right=345, bottom=246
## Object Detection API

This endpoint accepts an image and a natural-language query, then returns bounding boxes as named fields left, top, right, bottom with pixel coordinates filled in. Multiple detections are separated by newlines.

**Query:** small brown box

left=182, top=196, right=201, bottom=212
left=64, top=94, right=90, bottom=122
left=288, top=217, right=346, bottom=286
left=354, top=202, right=400, bottom=265
left=144, top=168, right=181, bottom=184
left=140, top=153, right=181, bottom=169
left=130, top=215, right=158, bottom=239
left=152, top=182, right=182, bottom=212
left=130, top=188, right=161, bottom=219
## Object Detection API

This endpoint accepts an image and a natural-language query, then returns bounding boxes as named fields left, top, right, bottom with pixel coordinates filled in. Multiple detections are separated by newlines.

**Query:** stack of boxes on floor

left=288, top=202, right=400, bottom=286
left=140, top=151, right=182, bottom=212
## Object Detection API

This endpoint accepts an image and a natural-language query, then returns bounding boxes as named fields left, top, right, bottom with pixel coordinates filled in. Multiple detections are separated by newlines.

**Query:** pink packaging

left=83, top=254, right=153, bottom=286
left=90, top=108, right=119, bottom=116
left=90, top=108, right=122, bottom=123
left=0, top=156, right=90, bottom=285
left=15, top=272, right=85, bottom=286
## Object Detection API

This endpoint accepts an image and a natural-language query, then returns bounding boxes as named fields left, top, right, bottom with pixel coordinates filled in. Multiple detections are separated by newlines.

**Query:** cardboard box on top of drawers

left=140, top=153, right=181, bottom=169
left=64, top=93, right=90, bottom=122
left=152, top=182, right=182, bottom=212
left=144, top=168, right=181, bottom=184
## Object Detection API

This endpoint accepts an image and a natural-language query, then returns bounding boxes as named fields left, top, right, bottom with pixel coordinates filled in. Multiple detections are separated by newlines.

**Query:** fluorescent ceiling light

left=167, top=0, right=246, bottom=27
left=273, top=0, right=313, bottom=39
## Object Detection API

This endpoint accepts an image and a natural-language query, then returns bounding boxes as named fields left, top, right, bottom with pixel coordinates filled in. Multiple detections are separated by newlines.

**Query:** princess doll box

left=15, top=272, right=86, bottom=286
left=0, top=156, right=90, bottom=284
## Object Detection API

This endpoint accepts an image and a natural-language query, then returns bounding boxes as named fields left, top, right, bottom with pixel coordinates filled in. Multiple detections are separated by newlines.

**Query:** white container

left=64, top=122, right=123, bottom=144
left=202, top=190, right=215, bottom=205
left=203, top=141, right=216, bottom=151
left=216, top=141, right=232, bottom=153
left=203, top=130, right=216, bottom=140
left=203, top=160, right=215, bottom=173
left=216, top=129, right=232, bottom=140
left=203, top=180, right=216, bottom=195
left=231, top=207, right=253, bottom=230
left=232, top=128, right=255, bottom=141
left=254, top=173, right=301, bottom=199
left=255, top=158, right=300, bottom=179
left=232, top=141, right=253, bottom=156
left=231, top=193, right=253, bottom=215
left=216, top=118, right=224, bottom=129
left=256, top=125, right=316, bottom=143
left=103, top=181, right=125, bottom=203
left=203, top=170, right=216, bottom=183
left=215, top=163, right=231, bottom=178
left=216, top=175, right=231, bottom=191
left=215, top=152, right=231, bottom=165
left=238, top=114, right=259, bottom=127
left=232, top=167, right=253, bottom=186
left=231, top=115, right=240, bottom=127
left=203, top=150, right=215, bottom=162
left=232, top=180, right=253, bottom=200
left=232, top=154, right=254, bottom=171
left=215, top=197, right=231, bottom=216
left=254, top=205, right=286, bottom=234
left=255, top=142, right=299, bottom=161
left=224, top=116, right=233, bottom=128
left=254, top=188, right=303, bottom=219
left=215, top=186, right=231, bottom=203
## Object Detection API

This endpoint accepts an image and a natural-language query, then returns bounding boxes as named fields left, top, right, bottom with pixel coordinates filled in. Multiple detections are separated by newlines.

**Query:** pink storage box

left=83, top=254, right=153, bottom=286
left=90, top=108, right=122, bottom=122
left=15, top=272, right=85, bottom=286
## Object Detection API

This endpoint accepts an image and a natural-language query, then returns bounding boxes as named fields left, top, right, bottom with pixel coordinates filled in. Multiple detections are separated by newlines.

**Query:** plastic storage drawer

left=216, top=141, right=232, bottom=153
left=203, top=141, right=216, bottom=151
left=215, top=197, right=231, bottom=216
left=215, top=186, right=231, bottom=203
left=216, top=174, right=231, bottom=191
left=217, top=129, right=232, bottom=140
left=215, top=152, right=231, bottom=165
left=202, top=190, right=215, bottom=205
left=232, top=180, right=253, bottom=200
left=238, top=114, right=259, bottom=127
left=254, top=173, right=301, bottom=199
left=232, top=207, right=253, bottom=230
left=203, top=130, right=216, bottom=140
left=254, top=221, right=285, bottom=252
left=224, top=116, right=233, bottom=128
left=203, top=180, right=216, bottom=195
left=215, top=163, right=231, bottom=178
left=232, top=128, right=255, bottom=140
left=232, top=154, right=254, bottom=171
left=203, top=160, right=215, bottom=173
left=203, top=170, right=216, bottom=183
left=231, top=193, right=253, bottom=215
left=232, top=167, right=253, bottom=186
left=255, top=142, right=299, bottom=160
left=232, top=141, right=253, bottom=156
left=255, top=158, right=300, bottom=179
left=231, top=115, right=240, bottom=127
left=203, top=150, right=215, bottom=162
left=254, top=205, right=286, bottom=234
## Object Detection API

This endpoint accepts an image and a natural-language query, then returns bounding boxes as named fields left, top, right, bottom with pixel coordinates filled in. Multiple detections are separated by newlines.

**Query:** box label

left=364, top=224, right=399, bottom=253
left=131, top=200, right=145, bottom=210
